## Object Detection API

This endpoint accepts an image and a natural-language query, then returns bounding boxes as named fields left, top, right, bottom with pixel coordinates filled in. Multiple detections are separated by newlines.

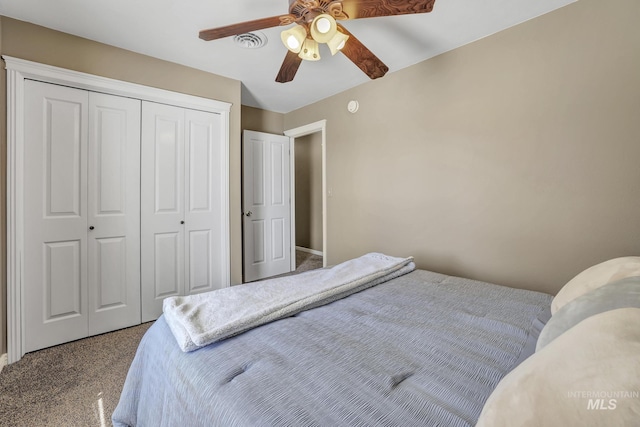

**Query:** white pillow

left=551, top=256, right=640, bottom=314
left=476, top=308, right=640, bottom=427
left=537, top=278, right=640, bottom=352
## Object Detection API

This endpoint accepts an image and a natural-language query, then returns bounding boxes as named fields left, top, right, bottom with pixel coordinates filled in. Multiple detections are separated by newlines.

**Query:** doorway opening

left=285, top=120, right=328, bottom=271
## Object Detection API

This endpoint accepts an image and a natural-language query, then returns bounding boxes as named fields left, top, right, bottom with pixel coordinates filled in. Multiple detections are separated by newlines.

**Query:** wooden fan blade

left=337, top=24, right=389, bottom=80
left=199, top=16, right=285, bottom=41
left=341, top=0, right=436, bottom=19
left=276, top=50, right=303, bottom=83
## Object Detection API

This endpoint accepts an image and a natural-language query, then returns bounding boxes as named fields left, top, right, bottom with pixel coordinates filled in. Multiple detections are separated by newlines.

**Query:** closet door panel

left=155, top=116, right=182, bottom=213
left=23, top=80, right=89, bottom=353
left=141, top=102, right=185, bottom=322
left=88, top=93, right=141, bottom=335
left=185, top=110, right=225, bottom=295
left=44, top=240, right=82, bottom=319
left=153, top=232, right=182, bottom=297
left=94, top=237, right=127, bottom=307
left=188, top=229, right=212, bottom=293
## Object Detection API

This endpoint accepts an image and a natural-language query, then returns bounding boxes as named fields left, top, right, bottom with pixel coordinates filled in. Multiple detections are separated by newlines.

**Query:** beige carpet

left=294, top=250, right=324, bottom=273
left=0, top=322, right=152, bottom=427
left=0, top=251, right=323, bottom=426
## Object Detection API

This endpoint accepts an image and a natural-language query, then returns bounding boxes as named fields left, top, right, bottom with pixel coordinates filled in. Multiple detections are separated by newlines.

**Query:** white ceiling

left=0, top=0, right=575, bottom=113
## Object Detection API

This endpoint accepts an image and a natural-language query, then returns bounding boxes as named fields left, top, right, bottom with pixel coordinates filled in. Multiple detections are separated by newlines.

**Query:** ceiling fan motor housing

left=289, top=0, right=350, bottom=23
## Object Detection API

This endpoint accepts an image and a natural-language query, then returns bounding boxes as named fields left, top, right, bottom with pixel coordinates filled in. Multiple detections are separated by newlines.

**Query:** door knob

left=245, top=211, right=253, bottom=217
left=89, top=226, right=95, bottom=230
left=180, top=220, right=185, bottom=224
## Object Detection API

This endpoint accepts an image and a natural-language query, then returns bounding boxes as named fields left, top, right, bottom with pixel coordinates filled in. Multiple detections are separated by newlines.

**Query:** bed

left=113, top=254, right=554, bottom=426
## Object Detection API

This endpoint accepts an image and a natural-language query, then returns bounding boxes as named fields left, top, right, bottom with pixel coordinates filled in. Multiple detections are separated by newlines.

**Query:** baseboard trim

left=0, top=353, right=7, bottom=374
left=296, top=246, right=324, bottom=257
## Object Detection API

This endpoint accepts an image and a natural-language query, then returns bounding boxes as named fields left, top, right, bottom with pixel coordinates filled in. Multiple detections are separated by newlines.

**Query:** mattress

left=112, top=269, right=552, bottom=426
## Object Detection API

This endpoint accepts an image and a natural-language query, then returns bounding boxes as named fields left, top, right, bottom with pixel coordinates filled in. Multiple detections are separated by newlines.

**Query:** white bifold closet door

left=23, top=80, right=141, bottom=353
left=141, top=101, right=225, bottom=322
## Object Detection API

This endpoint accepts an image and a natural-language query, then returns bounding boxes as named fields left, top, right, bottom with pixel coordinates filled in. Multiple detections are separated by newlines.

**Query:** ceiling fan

left=199, top=0, right=437, bottom=83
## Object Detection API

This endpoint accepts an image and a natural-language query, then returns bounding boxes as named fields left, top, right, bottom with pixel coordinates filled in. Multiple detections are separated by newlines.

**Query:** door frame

left=284, top=120, right=328, bottom=270
left=4, top=56, right=231, bottom=363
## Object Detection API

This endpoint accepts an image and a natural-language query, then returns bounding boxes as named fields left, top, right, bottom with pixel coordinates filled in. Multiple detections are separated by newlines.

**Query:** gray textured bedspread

left=113, top=269, right=552, bottom=427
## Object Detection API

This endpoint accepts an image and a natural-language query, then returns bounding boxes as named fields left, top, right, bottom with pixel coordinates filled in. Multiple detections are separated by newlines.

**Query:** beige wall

left=295, top=133, right=323, bottom=252
left=241, top=105, right=284, bottom=135
left=0, top=17, right=244, bottom=354
left=284, top=0, right=640, bottom=295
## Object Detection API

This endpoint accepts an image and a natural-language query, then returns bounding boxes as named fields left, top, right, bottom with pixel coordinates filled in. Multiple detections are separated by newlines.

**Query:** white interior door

left=87, top=92, right=141, bottom=335
left=141, top=102, right=185, bottom=322
left=243, top=130, right=292, bottom=282
left=23, top=80, right=89, bottom=352
left=184, top=109, right=226, bottom=295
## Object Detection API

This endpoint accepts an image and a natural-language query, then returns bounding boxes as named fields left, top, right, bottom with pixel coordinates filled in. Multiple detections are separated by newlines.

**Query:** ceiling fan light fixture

left=201, top=0, right=439, bottom=83
left=310, top=14, right=337, bottom=43
left=298, top=38, right=321, bottom=61
left=327, top=32, right=349, bottom=55
left=280, top=24, right=307, bottom=53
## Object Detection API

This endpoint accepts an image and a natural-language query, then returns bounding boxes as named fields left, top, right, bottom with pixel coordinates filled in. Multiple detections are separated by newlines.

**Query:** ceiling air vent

left=233, top=32, right=268, bottom=49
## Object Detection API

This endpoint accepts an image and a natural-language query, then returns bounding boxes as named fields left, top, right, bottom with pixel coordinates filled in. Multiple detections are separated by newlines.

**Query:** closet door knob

left=180, top=220, right=185, bottom=224
left=89, top=226, right=95, bottom=230
left=245, top=211, right=253, bottom=217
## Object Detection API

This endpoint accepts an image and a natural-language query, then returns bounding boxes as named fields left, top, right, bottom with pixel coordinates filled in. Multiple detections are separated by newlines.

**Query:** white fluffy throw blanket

left=164, top=253, right=415, bottom=352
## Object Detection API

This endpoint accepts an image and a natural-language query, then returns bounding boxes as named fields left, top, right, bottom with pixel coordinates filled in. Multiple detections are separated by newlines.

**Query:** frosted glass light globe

left=316, top=17, right=331, bottom=34
left=287, top=35, right=300, bottom=50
